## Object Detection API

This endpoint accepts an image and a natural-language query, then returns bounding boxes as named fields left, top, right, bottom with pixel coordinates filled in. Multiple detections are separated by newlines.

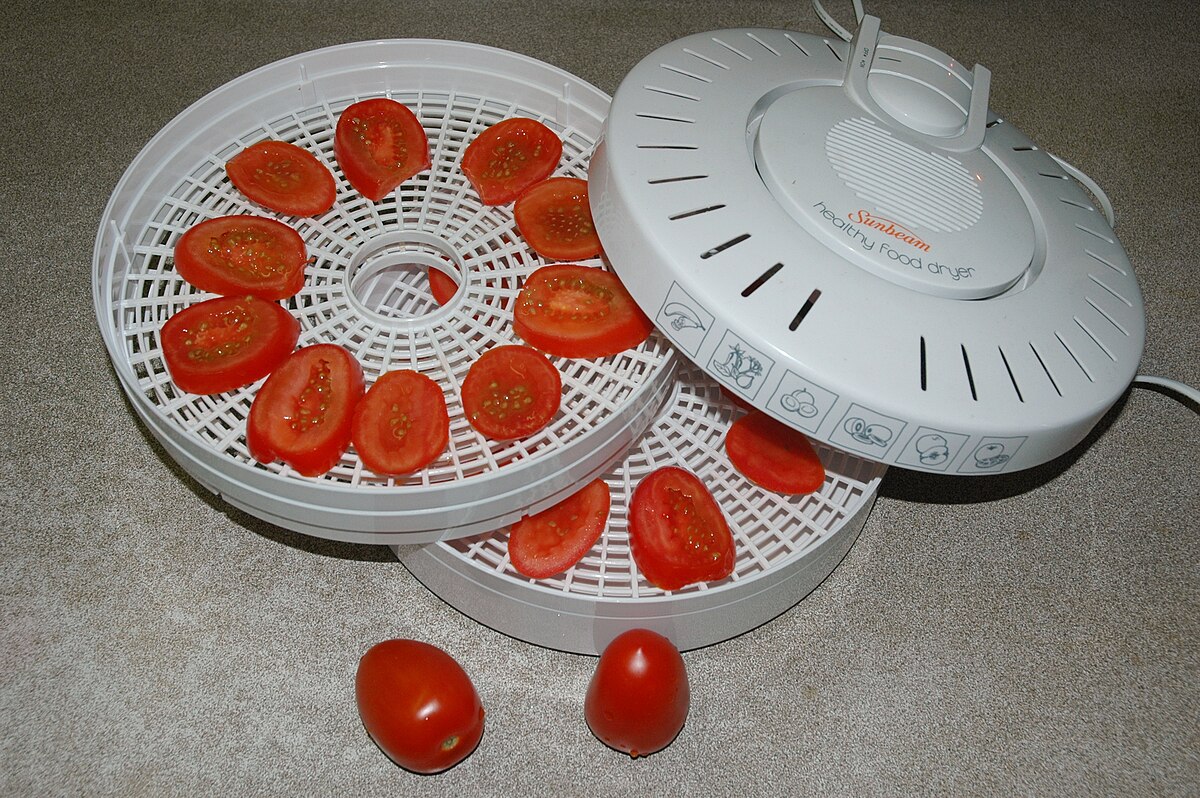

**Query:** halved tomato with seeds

left=513, top=177, right=602, bottom=261
left=461, top=345, right=561, bottom=440
left=725, top=410, right=826, bottom=494
left=160, top=295, right=299, bottom=395
left=352, top=370, right=449, bottom=477
left=508, top=479, right=611, bottom=579
left=462, top=117, right=562, bottom=205
left=513, top=264, right=653, bottom=358
left=174, top=215, right=308, bottom=301
left=247, top=344, right=365, bottom=477
left=628, top=466, right=735, bottom=591
left=335, top=97, right=431, bottom=201
left=225, top=140, right=336, bottom=217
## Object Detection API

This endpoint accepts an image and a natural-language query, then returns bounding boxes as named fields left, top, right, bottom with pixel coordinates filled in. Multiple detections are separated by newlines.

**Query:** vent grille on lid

left=826, top=117, right=983, bottom=232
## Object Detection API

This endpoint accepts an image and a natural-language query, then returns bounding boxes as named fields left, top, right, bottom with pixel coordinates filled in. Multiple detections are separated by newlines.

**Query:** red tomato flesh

left=585, top=629, right=689, bottom=758
left=246, top=344, right=365, bottom=477
left=508, top=479, right=611, bottom=579
left=725, top=411, right=826, bottom=494
left=174, top=215, right=308, bottom=301
left=335, top=97, right=431, bottom=201
left=160, top=295, right=299, bottom=395
left=628, top=466, right=735, bottom=591
left=356, top=639, right=485, bottom=774
left=351, top=370, right=449, bottom=477
left=427, top=267, right=458, bottom=307
left=461, top=345, right=561, bottom=440
left=513, top=177, right=602, bottom=261
left=513, top=264, right=653, bottom=358
left=462, top=117, right=562, bottom=205
left=225, top=140, right=336, bottom=217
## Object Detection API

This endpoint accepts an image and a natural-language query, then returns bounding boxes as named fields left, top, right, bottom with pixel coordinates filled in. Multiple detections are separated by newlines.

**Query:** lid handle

left=843, top=15, right=992, bottom=153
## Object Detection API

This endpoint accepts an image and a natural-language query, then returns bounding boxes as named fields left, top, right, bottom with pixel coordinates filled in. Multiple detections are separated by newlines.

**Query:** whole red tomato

left=355, top=639, right=485, bottom=774
left=584, top=629, right=689, bottom=758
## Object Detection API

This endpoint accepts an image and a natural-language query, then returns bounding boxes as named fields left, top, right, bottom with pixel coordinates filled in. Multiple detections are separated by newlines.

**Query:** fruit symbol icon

left=780, top=388, right=819, bottom=419
left=973, top=443, right=1010, bottom=468
left=914, top=433, right=950, bottom=465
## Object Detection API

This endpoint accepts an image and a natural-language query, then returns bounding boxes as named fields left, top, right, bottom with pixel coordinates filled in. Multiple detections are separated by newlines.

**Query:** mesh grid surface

left=98, top=45, right=675, bottom=522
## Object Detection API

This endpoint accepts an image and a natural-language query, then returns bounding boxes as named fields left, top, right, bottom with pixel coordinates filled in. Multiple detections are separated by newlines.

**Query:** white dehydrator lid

left=92, top=40, right=677, bottom=545
left=590, top=17, right=1147, bottom=475
left=399, top=364, right=886, bottom=655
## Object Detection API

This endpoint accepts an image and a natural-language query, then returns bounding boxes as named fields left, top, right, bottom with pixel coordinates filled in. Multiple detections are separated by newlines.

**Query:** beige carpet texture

left=3, top=1, right=1197, bottom=795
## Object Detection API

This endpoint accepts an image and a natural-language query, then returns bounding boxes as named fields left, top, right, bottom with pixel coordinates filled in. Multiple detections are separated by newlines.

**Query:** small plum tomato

left=225, top=140, right=336, bottom=217
left=351, top=370, right=449, bottom=478
left=461, top=117, right=562, bottom=205
left=628, top=466, right=735, bottom=591
left=355, top=639, right=485, bottom=774
left=585, top=628, right=690, bottom=758
left=513, top=177, right=602, bottom=261
left=173, top=215, right=308, bottom=301
left=160, top=294, right=299, bottom=395
left=334, top=97, right=431, bottom=201
left=507, top=479, right=611, bottom=579
left=725, top=410, right=826, bottom=494
left=513, top=264, right=653, bottom=358
left=460, top=345, right=561, bottom=441
left=246, top=343, right=365, bottom=477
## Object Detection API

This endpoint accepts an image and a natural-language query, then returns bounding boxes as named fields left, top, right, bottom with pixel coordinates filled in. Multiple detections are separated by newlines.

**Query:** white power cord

left=1133, top=375, right=1200, bottom=408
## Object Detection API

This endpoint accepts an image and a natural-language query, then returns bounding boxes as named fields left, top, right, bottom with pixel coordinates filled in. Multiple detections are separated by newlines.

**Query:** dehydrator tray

left=400, top=365, right=886, bottom=655
left=92, top=40, right=677, bottom=545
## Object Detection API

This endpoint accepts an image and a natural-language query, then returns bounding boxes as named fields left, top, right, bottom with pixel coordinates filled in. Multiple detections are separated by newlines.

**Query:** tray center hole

left=344, top=231, right=463, bottom=325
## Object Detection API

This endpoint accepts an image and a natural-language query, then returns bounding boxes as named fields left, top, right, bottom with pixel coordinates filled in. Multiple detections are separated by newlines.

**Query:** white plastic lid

left=590, top=18, right=1146, bottom=475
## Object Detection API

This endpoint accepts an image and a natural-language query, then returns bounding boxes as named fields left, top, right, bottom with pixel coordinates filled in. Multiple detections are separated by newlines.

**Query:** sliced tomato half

left=174, top=215, right=308, bottom=300
left=508, top=479, right=611, bottom=579
left=461, top=345, right=561, bottom=440
left=628, top=467, right=735, bottom=591
left=160, top=295, right=299, bottom=395
left=725, top=411, right=826, bottom=494
left=513, top=264, right=653, bottom=358
left=225, top=140, right=336, bottom=217
left=462, top=117, right=562, bottom=205
left=351, top=370, right=449, bottom=477
left=427, top=267, right=458, bottom=307
left=513, top=177, right=602, bottom=261
left=335, top=97, right=431, bottom=201
left=247, top=344, right=365, bottom=477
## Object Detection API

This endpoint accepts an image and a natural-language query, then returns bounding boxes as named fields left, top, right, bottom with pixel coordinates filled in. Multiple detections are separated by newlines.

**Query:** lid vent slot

left=700, top=233, right=751, bottom=260
left=647, top=174, right=708, bottom=185
left=670, top=204, right=726, bottom=221
left=783, top=34, right=810, bottom=56
left=1030, top=343, right=1063, bottom=396
left=961, top=345, right=978, bottom=401
left=1056, top=332, right=1094, bottom=382
left=788, top=289, right=821, bottom=331
left=920, top=336, right=928, bottom=391
left=741, top=262, right=784, bottom=296
left=999, top=347, right=1025, bottom=403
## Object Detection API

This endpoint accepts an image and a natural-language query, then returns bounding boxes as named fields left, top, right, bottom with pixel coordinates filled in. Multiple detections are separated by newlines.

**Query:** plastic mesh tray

left=400, top=365, right=886, bottom=654
left=92, top=40, right=675, bottom=544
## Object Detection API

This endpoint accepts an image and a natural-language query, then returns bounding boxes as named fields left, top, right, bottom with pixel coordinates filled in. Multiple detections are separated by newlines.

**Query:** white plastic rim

left=92, top=40, right=676, bottom=544
left=590, top=26, right=1146, bottom=475
left=399, top=365, right=886, bottom=654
